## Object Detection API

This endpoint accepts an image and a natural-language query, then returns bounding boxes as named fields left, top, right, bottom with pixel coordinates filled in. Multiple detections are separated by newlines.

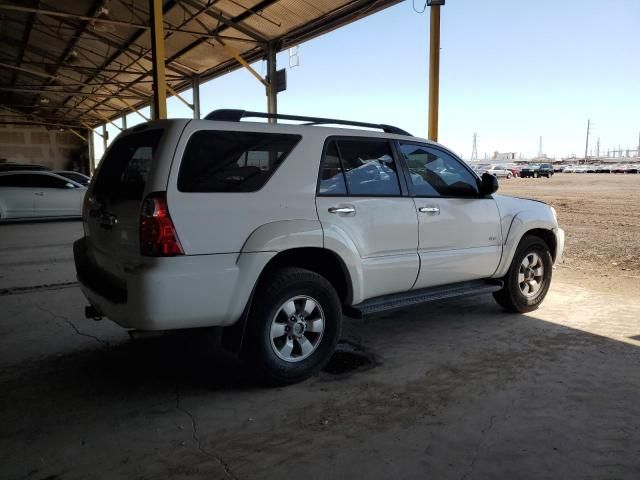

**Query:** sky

left=94, top=0, right=640, bottom=161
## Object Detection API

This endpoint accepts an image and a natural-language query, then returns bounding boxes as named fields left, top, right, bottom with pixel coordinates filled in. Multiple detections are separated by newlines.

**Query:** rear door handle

left=419, top=206, right=440, bottom=215
left=328, top=206, right=355, bottom=214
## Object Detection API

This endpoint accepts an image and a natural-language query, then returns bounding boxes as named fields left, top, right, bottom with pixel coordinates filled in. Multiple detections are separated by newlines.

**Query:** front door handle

left=34, top=192, right=44, bottom=196
left=419, top=206, right=440, bottom=215
left=328, top=206, right=355, bottom=215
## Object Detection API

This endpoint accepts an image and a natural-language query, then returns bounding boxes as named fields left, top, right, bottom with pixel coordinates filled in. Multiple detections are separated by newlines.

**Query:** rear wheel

left=506, top=172, right=513, bottom=179
left=244, top=267, right=342, bottom=385
left=493, top=235, right=553, bottom=313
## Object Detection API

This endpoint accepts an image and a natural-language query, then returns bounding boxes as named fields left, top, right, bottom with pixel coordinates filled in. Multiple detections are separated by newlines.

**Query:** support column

left=266, top=43, right=277, bottom=122
left=87, top=128, right=95, bottom=174
left=192, top=75, right=201, bottom=119
left=427, top=3, right=442, bottom=141
left=149, top=0, right=167, bottom=120
left=102, top=123, right=108, bottom=155
left=122, top=114, right=127, bottom=129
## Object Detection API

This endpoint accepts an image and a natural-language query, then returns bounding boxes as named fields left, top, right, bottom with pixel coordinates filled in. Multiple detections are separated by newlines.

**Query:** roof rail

left=203, top=109, right=412, bottom=136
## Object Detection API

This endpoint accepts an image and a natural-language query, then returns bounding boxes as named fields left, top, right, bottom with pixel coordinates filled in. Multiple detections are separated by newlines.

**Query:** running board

left=345, top=280, right=503, bottom=318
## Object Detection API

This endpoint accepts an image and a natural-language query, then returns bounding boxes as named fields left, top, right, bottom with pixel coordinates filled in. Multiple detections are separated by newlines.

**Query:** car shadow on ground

left=2, top=295, right=640, bottom=479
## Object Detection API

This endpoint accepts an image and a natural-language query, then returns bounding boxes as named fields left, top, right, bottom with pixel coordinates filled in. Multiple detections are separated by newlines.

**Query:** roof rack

left=203, top=109, right=412, bottom=136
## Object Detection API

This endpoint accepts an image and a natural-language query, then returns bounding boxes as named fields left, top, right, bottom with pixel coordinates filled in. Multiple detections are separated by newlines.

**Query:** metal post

left=87, top=128, right=95, bottom=174
left=266, top=43, right=277, bottom=122
left=149, top=0, right=167, bottom=120
left=427, top=3, right=442, bottom=141
left=101, top=123, right=107, bottom=155
left=122, top=113, right=127, bottom=130
left=192, top=75, right=200, bottom=119
left=584, top=119, right=590, bottom=163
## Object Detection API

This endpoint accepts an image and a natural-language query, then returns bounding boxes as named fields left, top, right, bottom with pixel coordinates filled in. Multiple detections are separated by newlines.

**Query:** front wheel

left=243, top=267, right=342, bottom=385
left=493, top=235, right=553, bottom=313
left=506, top=172, right=513, bottom=179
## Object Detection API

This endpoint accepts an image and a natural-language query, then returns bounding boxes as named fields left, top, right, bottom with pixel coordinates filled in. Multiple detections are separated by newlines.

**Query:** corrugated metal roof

left=0, top=0, right=401, bottom=129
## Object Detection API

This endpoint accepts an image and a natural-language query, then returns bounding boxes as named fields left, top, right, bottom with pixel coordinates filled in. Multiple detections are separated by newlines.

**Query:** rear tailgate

left=83, top=128, right=165, bottom=283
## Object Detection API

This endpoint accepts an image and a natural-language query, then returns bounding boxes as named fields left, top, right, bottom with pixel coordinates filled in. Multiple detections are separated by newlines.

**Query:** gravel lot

left=1, top=177, right=639, bottom=480
left=499, top=174, right=640, bottom=295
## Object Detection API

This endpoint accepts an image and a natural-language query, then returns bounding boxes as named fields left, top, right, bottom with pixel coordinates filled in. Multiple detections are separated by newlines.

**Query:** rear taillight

left=140, top=192, right=184, bottom=257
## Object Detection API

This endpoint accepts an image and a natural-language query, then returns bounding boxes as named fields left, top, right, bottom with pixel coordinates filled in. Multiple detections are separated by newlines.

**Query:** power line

left=471, top=132, right=478, bottom=161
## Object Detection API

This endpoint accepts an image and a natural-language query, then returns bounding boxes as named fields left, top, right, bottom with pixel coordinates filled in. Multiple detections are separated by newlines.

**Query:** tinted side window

left=337, top=139, right=400, bottom=196
left=93, top=129, right=163, bottom=203
left=318, top=141, right=347, bottom=195
left=0, top=174, right=46, bottom=187
left=0, top=174, right=22, bottom=187
left=178, top=131, right=300, bottom=193
left=31, top=174, right=70, bottom=189
left=399, top=144, right=479, bottom=197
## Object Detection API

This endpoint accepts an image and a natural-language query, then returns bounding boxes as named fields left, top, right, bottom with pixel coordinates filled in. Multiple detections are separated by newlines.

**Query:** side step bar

left=345, top=279, right=503, bottom=318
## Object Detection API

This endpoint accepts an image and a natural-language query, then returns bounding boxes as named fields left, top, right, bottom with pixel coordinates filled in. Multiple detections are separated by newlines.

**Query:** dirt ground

left=1, top=178, right=639, bottom=480
left=498, top=174, right=640, bottom=296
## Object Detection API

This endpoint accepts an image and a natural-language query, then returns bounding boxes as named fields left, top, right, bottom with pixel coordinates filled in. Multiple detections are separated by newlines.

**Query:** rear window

left=93, top=129, right=163, bottom=203
left=178, top=131, right=301, bottom=193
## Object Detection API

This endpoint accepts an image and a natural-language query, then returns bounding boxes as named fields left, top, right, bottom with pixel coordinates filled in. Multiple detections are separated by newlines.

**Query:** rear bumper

left=74, top=238, right=274, bottom=330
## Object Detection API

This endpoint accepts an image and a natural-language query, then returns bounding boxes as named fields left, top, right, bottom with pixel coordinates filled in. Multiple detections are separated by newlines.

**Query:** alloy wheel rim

left=270, top=295, right=325, bottom=363
left=518, top=252, right=545, bottom=297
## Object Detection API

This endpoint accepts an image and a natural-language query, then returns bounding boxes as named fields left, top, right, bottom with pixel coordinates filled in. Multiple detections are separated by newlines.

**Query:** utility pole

left=427, top=0, right=444, bottom=141
left=584, top=119, right=590, bottom=163
left=538, top=136, right=543, bottom=157
left=471, top=132, right=478, bottom=161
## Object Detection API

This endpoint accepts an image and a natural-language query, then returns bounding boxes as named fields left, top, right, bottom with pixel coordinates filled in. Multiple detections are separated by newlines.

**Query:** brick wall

left=0, top=109, right=86, bottom=171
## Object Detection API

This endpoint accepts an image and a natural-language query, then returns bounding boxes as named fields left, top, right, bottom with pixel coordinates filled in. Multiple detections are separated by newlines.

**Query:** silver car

left=0, top=170, right=86, bottom=221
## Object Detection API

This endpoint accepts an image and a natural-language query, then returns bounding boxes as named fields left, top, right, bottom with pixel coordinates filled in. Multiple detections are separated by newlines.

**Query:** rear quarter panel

left=166, top=121, right=323, bottom=255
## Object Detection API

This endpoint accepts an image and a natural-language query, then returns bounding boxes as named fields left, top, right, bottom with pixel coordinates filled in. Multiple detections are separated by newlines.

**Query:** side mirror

left=480, top=172, right=499, bottom=195
left=64, top=182, right=76, bottom=189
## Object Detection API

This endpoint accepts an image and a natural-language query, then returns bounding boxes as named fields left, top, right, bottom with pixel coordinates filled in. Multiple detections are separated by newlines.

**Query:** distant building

left=492, top=151, right=517, bottom=161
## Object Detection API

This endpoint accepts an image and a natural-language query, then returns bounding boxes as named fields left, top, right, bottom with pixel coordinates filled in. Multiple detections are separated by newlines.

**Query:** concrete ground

left=1, top=221, right=639, bottom=480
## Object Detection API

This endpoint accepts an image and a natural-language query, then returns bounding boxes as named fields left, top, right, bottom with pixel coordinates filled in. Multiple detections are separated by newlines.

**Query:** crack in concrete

left=35, top=304, right=109, bottom=346
left=0, top=281, right=78, bottom=296
left=174, top=386, right=238, bottom=480
left=461, top=415, right=496, bottom=480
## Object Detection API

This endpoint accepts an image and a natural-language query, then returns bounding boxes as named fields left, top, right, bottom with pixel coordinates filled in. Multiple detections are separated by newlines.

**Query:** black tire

left=534, top=172, right=539, bottom=178
left=493, top=235, right=553, bottom=313
left=243, top=267, right=342, bottom=386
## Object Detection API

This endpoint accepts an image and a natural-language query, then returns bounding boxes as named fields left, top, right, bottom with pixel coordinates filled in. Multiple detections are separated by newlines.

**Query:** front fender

left=493, top=210, right=558, bottom=278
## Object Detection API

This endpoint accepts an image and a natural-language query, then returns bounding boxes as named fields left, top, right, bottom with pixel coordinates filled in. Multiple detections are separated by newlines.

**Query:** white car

left=74, top=110, right=564, bottom=385
left=486, top=165, right=513, bottom=179
left=0, top=170, right=86, bottom=221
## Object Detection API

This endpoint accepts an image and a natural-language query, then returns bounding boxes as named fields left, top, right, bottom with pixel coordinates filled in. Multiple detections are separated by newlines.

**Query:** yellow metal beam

left=149, top=0, right=167, bottom=120
left=93, top=110, right=122, bottom=131
left=166, top=84, right=193, bottom=110
left=218, top=39, right=268, bottom=88
left=68, top=128, right=88, bottom=143
left=115, top=96, right=149, bottom=122
left=428, top=4, right=441, bottom=141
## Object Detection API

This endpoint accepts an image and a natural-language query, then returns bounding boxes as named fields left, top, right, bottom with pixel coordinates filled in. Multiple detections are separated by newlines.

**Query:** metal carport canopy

left=0, top=0, right=402, bottom=130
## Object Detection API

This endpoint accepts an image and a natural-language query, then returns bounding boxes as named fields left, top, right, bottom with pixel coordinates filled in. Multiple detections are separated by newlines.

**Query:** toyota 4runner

left=74, top=110, right=565, bottom=385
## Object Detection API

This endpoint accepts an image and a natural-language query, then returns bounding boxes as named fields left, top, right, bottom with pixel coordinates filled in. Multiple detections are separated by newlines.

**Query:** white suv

left=74, top=110, right=564, bottom=385
left=486, top=165, right=513, bottom=179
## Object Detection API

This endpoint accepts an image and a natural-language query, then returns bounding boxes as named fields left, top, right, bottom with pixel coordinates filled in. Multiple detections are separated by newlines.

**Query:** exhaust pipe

left=84, top=305, right=103, bottom=321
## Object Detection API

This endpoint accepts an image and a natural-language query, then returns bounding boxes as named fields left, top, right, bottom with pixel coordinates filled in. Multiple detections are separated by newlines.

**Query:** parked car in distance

left=0, top=162, right=51, bottom=172
left=503, top=163, right=521, bottom=177
left=486, top=164, right=513, bottom=179
left=74, top=109, right=564, bottom=385
left=0, top=170, right=86, bottom=221
left=521, top=163, right=553, bottom=178
left=55, top=170, right=91, bottom=186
